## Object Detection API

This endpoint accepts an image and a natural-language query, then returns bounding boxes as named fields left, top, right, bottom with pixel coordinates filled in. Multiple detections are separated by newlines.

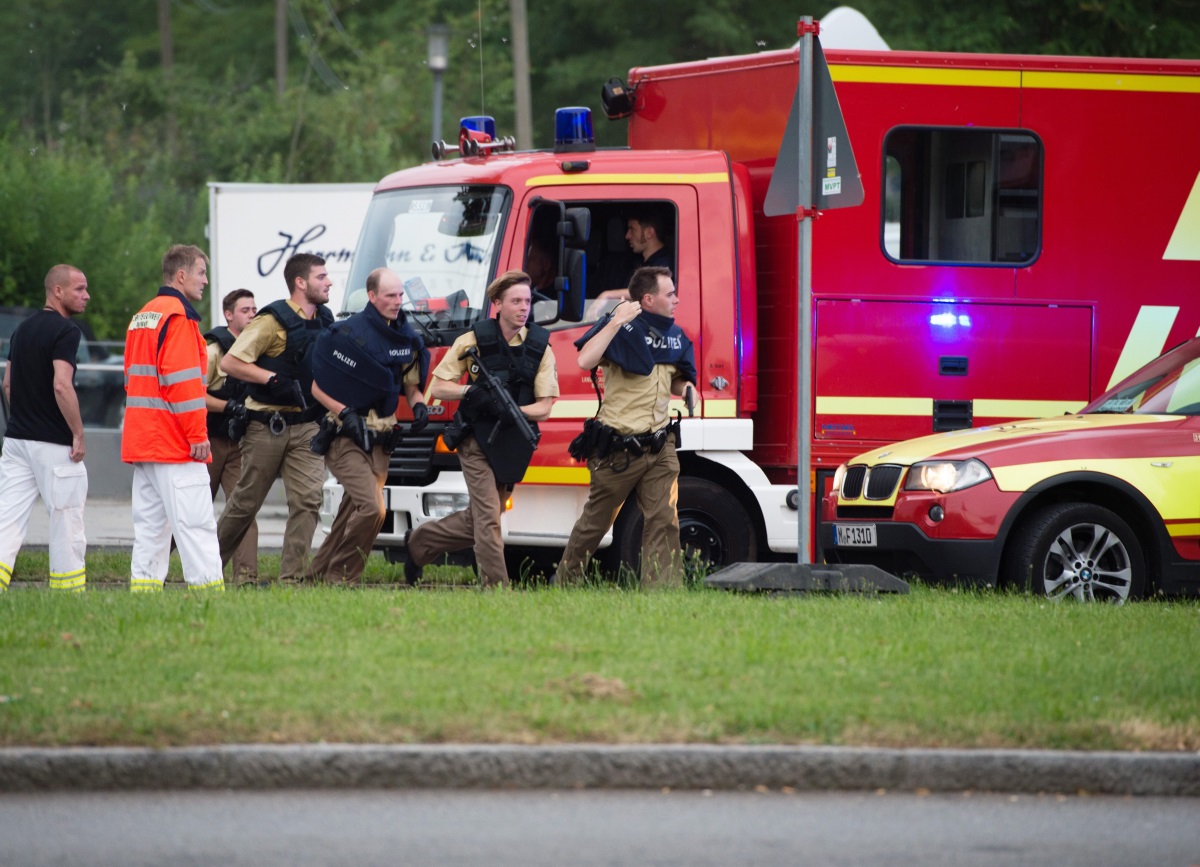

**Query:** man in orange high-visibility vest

left=122, top=244, right=224, bottom=592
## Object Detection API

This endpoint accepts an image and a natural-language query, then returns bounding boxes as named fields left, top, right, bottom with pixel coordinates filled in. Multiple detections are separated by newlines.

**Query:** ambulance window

left=883, top=127, right=1043, bottom=265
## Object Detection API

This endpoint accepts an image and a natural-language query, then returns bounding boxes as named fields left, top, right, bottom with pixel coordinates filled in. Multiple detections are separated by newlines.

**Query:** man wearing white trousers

left=121, top=244, right=224, bottom=592
left=0, top=264, right=91, bottom=592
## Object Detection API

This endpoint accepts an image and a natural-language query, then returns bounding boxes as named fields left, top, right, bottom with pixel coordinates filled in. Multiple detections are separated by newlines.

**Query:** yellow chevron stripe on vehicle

left=1024, top=70, right=1200, bottom=93
left=1167, top=520, right=1200, bottom=539
left=830, top=66, right=1018, bottom=88
left=995, top=456, right=1200, bottom=520
left=522, top=465, right=590, bottom=485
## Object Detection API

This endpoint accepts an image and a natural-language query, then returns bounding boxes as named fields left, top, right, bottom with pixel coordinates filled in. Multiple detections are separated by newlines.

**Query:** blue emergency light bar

left=554, top=107, right=595, bottom=153
left=459, top=116, right=497, bottom=139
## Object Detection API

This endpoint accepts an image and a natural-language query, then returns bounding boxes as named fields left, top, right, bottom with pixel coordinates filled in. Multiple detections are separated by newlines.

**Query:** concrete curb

left=2, top=745, right=1197, bottom=796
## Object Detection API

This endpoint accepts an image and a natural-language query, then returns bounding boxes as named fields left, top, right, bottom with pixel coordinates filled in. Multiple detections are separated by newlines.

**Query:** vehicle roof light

left=431, top=115, right=515, bottom=160
left=554, top=107, right=595, bottom=154
left=460, top=115, right=496, bottom=139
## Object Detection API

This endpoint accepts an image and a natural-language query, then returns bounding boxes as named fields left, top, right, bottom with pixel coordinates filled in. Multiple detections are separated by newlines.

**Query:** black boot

left=403, top=529, right=423, bottom=586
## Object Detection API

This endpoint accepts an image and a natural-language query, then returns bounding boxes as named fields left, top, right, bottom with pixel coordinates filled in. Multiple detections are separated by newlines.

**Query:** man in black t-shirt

left=0, top=264, right=91, bottom=592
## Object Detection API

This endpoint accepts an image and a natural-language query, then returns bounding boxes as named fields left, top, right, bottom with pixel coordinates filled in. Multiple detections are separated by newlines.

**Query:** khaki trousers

left=217, top=420, right=324, bottom=581
left=558, top=440, right=683, bottom=589
left=208, top=435, right=258, bottom=581
left=407, top=435, right=510, bottom=588
left=306, top=437, right=390, bottom=584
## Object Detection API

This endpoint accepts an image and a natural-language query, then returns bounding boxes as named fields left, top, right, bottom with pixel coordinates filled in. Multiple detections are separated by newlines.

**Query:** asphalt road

left=1, top=789, right=1197, bottom=867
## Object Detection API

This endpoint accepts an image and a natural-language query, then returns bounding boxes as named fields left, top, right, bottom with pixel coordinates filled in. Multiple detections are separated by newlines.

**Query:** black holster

left=309, top=416, right=338, bottom=455
left=442, top=410, right=471, bottom=451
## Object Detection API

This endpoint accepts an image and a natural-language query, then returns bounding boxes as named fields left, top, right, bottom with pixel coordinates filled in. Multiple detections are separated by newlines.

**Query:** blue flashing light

left=554, top=107, right=595, bottom=152
left=460, top=116, right=496, bottom=139
left=929, top=312, right=972, bottom=328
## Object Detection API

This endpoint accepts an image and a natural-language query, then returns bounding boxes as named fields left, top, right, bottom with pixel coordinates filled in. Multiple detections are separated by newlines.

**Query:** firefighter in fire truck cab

left=403, top=270, right=559, bottom=589
left=304, top=267, right=429, bottom=585
left=557, top=266, right=697, bottom=589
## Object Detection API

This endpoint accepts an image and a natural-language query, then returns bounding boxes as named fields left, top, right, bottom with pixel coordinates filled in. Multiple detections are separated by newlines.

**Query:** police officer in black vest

left=305, top=268, right=430, bottom=585
left=203, top=288, right=258, bottom=583
left=216, top=253, right=334, bottom=584
left=404, top=270, right=559, bottom=589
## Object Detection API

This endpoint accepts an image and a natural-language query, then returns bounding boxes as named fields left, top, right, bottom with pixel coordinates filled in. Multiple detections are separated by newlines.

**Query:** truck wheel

left=1003, top=503, right=1145, bottom=603
left=602, top=477, right=757, bottom=581
left=504, top=545, right=556, bottom=585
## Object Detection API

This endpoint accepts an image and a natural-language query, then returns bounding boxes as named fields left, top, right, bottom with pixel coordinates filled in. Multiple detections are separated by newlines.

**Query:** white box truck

left=205, top=182, right=375, bottom=327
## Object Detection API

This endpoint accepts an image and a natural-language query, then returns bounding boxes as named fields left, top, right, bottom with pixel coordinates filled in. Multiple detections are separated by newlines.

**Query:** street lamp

left=427, top=23, right=449, bottom=146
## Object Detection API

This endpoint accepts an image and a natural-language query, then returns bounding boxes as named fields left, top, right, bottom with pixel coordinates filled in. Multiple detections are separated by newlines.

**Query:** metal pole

left=428, top=23, right=449, bottom=147
left=796, top=16, right=815, bottom=565
left=510, top=0, right=534, bottom=149
left=432, top=70, right=444, bottom=146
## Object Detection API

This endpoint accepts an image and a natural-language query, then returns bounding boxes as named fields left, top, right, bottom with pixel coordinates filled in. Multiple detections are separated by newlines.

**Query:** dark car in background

left=0, top=305, right=125, bottom=431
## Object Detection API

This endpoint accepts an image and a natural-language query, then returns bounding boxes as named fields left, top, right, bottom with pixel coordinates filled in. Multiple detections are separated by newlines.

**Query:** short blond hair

left=162, top=244, right=208, bottom=285
left=486, top=270, right=532, bottom=304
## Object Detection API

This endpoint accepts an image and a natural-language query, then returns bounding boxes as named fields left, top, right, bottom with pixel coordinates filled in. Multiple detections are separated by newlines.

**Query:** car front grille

left=840, top=464, right=903, bottom=501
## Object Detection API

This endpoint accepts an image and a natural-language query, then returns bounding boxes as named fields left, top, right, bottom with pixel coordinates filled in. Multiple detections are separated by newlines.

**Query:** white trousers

left=0, top=438, right=87, bottom=591
left=130, top=461, right=224, bottom=591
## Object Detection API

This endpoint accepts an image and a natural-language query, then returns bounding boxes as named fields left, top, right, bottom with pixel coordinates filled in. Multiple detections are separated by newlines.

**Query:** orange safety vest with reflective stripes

left=121, top=289, right=211, bottom=464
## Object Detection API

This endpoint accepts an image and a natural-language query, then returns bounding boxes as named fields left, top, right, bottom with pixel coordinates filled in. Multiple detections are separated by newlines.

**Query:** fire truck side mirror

left=559, top=249, right=586, bottom=322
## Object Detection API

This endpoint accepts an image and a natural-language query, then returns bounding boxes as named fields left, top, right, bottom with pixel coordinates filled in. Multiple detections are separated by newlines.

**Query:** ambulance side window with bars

left=883, top=127, right=1044, bottom=265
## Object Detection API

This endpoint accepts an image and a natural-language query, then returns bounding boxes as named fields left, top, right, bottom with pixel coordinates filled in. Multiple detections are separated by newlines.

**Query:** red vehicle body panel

left=627, top=47, right=1200, bottom=482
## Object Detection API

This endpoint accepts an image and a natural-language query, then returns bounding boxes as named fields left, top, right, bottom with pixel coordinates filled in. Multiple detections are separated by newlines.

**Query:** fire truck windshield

left=341, top=185, right=510, bottom=344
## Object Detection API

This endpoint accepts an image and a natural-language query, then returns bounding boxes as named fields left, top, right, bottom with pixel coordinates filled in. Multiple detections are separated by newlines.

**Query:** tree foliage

left=0, top=0, right=1196, bottom=336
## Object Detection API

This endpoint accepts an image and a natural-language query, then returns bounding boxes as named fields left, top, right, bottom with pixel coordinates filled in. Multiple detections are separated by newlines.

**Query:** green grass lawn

left=2, top=551, right=1197, bottom=751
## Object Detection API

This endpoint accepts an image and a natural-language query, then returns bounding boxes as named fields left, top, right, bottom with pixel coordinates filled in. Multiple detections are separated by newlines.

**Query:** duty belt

left=248, top=407, right=321, bottom=435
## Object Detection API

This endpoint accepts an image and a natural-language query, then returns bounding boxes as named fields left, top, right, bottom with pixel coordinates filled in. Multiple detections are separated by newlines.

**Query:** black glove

left=338, top=407, right=371, bottom=452
left=410, top=402, right=429, bottom=433
left=463, top=384, right=506, bottom=419
left=225, top=398, right=248, bottom=442
left=264, top=374, right=301, bottom=405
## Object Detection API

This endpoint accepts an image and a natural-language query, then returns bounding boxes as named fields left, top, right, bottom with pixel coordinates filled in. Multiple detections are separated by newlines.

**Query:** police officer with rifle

left=404, top=270, right=559, bottom=589
left=304, top=267, right=430, bottom=585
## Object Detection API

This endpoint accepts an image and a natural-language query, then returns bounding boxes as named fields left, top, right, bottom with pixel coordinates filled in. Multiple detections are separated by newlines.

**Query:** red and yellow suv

left=821, top=337, right=1200, bottom=602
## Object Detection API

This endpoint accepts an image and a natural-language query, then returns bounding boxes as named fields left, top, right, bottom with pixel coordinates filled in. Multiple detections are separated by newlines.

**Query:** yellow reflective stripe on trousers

left=130, top=578, right=164, bottom=593
left=49, top=569, right=86, bottom=592
left=0, top=561, right=11, bottom=591
left=190, top=578, right=225, bottom=592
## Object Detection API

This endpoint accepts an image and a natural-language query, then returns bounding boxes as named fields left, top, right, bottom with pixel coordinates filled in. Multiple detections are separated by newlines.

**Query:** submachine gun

left=455, top=345, right=540, bottom=487
left=461, top=345, right=540, bottom=450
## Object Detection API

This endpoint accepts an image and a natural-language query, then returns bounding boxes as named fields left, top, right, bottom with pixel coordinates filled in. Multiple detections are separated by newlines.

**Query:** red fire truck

left=323, top=38, right=1200, bottom=577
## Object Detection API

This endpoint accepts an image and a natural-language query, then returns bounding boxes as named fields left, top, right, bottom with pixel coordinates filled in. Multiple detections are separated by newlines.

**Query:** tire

left=1003, top=503, right=1145, bottom=603
left=504, top=545, right=556, bottom=586
left=601, top=476, right=757, bottom=582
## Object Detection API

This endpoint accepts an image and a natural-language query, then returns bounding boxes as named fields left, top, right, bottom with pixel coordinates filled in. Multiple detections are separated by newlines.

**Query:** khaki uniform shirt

left=597, top=361, right=679, bottom=435
left=433, top=326, right=560, bottom=399
left=204, top=341, right=228, bottom=393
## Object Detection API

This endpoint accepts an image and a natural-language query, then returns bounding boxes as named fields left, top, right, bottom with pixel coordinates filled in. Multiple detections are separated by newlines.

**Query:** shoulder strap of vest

left=204, top=325, right=235, bottom=353
left=472, top=318, right=501, bottom=353
left=260, top=299, right=300, bottom=327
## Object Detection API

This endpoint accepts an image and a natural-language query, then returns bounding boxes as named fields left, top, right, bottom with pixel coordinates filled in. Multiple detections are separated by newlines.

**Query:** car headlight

left=904, top=458, right=992, bottom=493
left=831, top=463, right=847, bottom=495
